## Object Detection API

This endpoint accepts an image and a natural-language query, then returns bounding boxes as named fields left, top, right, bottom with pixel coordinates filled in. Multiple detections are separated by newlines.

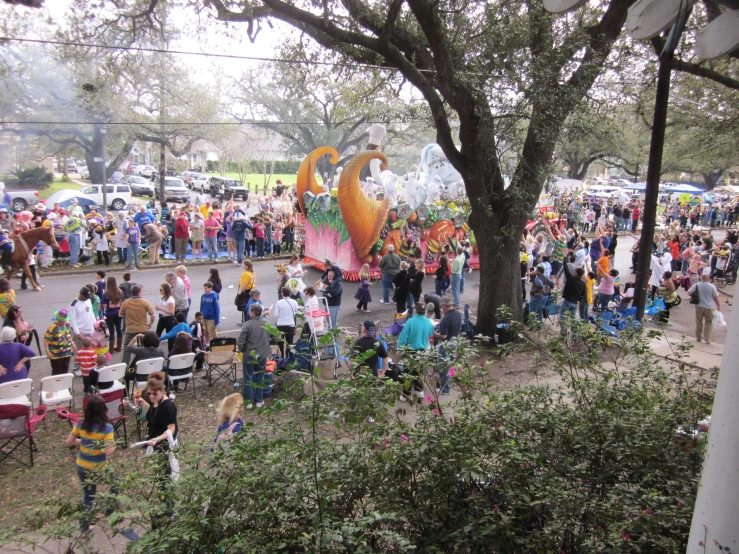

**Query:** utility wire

left=0, top=35, right=432, bottom=73
left=0, top=119, right=432, bottom=125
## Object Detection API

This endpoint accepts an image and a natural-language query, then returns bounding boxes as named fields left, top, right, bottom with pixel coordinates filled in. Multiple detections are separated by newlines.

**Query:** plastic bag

left=713, top=310, right=727, bottom=327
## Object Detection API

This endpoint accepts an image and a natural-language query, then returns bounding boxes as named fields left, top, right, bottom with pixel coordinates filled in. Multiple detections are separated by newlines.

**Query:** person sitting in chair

left=0, top=228, right=13, bottom=270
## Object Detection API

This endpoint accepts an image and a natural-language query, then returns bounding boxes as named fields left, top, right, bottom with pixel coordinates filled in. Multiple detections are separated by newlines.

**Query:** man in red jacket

left=174, top=210, right=190, bottom=263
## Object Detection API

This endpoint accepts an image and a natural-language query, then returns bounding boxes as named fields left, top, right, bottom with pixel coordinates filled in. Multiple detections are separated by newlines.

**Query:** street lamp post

left=632, top=11, right=690, bottom=320
left=94, top=124, right=107, bottom=215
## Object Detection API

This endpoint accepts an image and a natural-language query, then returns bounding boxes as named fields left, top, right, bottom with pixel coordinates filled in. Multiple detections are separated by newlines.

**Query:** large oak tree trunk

left=471, top=214, right=524, bottom=336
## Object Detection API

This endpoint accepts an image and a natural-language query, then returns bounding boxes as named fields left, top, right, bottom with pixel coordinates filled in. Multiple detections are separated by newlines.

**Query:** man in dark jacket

left=319, top=258, right=343, bottom=284
left=378, top=245, right=401, bottom=304
left=320, top=270, right=343, bottom=330
left=560, top=261, right=586, bottom=336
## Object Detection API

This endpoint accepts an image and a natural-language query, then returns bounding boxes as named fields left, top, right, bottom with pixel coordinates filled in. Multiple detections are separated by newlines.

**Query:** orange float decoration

left=298, top=147, right=478, bottom=280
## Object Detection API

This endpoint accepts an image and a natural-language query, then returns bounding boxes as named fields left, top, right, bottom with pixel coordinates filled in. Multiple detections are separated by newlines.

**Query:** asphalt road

left=17, top=258, right=483, bottom=353
left=12, top=228, right=732, bottom=377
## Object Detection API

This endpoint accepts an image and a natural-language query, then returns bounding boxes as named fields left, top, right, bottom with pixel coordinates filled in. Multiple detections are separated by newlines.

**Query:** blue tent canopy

left=665, top=184, right=703, bottom=193
left=623, top=182, right=647, bottom=191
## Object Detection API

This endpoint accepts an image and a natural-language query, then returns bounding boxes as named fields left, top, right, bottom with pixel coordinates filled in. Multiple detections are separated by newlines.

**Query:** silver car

left=163, top=177, right=191, bottom=202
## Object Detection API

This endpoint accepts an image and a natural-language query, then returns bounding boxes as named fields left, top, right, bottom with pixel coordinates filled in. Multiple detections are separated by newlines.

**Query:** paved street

left=15, top=257, right=482, bottom=385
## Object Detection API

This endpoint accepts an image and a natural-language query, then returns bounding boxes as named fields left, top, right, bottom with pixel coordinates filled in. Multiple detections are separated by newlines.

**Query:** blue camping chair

left=645, top=298, right=666, bottom=317
left=596, top=311, right=618, bottom=337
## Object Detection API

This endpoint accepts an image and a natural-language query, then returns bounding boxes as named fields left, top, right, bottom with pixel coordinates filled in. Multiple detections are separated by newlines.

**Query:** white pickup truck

left=0, top=183, right=39, bottom=212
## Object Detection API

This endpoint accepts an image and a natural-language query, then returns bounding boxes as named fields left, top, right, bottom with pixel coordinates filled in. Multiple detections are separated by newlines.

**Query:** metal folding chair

left=205, top=338, right=239, bottom=386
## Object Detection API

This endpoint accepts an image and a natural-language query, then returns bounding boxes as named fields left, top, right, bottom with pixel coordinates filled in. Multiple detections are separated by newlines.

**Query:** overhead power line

left=0, top=119, right=432, bottom=125
left=0, top=35, right=432, bottom=73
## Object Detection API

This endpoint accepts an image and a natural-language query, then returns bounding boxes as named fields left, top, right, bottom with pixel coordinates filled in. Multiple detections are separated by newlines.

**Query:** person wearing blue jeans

left=67, top=231, right=81, bottom=266
left=378, top=246, right=401, bottom=304
left=242, top=357, right=266, bottom=407
left=124, top=219, right=140, bottom=269
left=450, top=247, right=465, bottom=307
left=205, top=236, right=218, bottom=261
left=321, top=270, right=343, bottom=329
left=237, top=303, right=272, bottom=408
left=64, top=396, right=118, bottom=532
left=527, top=265, right=552, bottom=327
left=434, top=298, right=462, bottom=394
left=559, top=261, right=586, bottom=336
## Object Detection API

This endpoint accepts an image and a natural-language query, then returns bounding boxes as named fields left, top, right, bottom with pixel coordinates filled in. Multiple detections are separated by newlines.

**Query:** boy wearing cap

left=44, top=309, right=76, bottom=375
left=351, top=320, right=388, bottom=377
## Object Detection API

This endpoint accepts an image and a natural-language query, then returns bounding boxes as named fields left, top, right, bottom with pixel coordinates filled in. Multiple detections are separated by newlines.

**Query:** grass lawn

left=203, top=172, right=298, bottom=192
left=38, top=179, right=82, bottom=200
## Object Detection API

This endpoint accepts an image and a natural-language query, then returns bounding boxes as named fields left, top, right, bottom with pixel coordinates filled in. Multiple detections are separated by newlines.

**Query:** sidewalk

left=649, top=328, right=724, bottom=370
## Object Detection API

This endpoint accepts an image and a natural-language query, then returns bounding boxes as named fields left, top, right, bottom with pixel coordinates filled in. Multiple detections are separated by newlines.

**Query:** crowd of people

left=520, top=200, right=736, bottom=341
left=3, top=179, right=738, bottom=533
left=0, top=185, right=302, bottom=276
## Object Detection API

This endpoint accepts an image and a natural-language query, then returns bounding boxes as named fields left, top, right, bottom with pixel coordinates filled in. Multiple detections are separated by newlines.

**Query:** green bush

left=20, top=322, right=711, bottom=553
left=5, top=166, right=54, bottom=189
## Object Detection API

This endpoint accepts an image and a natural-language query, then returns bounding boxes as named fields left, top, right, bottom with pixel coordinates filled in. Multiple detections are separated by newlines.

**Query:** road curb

left=38, top=254, right=298, bottom=277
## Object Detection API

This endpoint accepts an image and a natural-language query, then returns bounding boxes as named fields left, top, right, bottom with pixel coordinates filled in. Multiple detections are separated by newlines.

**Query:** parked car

left=134, top=164, right=157, bottom=178
left=79, top=166, right=90, bottom=179
left=66, top=164, right=78, bottom=174
left=185, top=173, right=209, bottom=191
left=121, top=175, right=155, bottom=197
left=163, top=177, right=191, bottom=202
left=77, top=184, right=132, bottom=210
left=207, top=176, right=249, bottom=200
left=0, top=185, right=39, bottom=211
left=107, top=171, right=124, bottom=183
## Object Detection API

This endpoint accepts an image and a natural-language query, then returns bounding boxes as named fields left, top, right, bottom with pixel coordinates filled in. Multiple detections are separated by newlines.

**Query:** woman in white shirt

left=287, top=254, right=306, bottom=293
left=273, top=285, right=300, bottom=358
left=155, top=282, right=176, bottom=341
left=302, top=285, right=324, bottom=339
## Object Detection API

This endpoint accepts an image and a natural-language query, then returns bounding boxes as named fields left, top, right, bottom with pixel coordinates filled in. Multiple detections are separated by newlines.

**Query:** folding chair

left=132, top=357, right=165, bottom=396
left=39, top=374, right=74, bottom=412
left=383, top=313, right=408, bottom=337
left=57, top=390, right=129, bottom=447
left=0, top=404, right=47, bottom=467
left=596, top=312, right=618, bottom=337
left=167, top=353, right=197, bottom=398
left=545, top=302, right=560, bottom=325
left=205, top=338, right=239, bottom=387
left=95, top=363, right=127, bottom=394
left=0, top=379, right=33, bottom=407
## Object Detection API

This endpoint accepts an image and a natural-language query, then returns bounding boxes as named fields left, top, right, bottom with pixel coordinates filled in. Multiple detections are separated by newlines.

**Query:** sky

left=36, top=0, right=286, bottom=85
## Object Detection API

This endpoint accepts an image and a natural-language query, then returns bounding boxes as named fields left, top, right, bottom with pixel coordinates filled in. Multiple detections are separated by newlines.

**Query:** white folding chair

left=167, top=353, right=196, bottom=399
left=95, top=363, right=127, bottom=394
left=39, top=374, right=74, bottom=411
left=0, top=379, right=33, bottom=407
left=133, top=357, right=165, bottom=392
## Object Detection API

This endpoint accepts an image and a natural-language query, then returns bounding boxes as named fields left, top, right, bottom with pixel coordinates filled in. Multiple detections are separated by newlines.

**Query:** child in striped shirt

left=65, top=395, right=116, bottom=532
left=76, top=337, right=98, bottom=395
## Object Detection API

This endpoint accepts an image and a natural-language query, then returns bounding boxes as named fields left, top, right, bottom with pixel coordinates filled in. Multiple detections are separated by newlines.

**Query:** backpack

left=460, top=304, right=476, bottom=340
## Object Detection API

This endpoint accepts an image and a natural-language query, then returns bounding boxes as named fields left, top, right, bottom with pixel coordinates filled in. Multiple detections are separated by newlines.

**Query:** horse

left=5, top=226, right=58, bottom=291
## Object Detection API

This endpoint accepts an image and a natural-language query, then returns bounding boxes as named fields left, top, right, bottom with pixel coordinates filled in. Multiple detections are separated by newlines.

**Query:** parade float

left=296, top=143, right=479, bottom=280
